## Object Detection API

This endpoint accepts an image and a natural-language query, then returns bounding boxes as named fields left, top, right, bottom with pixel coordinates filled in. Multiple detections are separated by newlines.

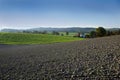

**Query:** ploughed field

left=0, top=35, right=120, bottom=79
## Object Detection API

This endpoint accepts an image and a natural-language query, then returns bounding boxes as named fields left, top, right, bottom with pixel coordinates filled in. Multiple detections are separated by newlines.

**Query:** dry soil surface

left=0, top=35, right=120, bottom=80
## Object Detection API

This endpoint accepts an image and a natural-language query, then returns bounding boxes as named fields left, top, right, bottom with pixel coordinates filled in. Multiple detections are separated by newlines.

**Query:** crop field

left=0, top=33, right=83, bottom=44
left=0, top=35, right=120, bottom=79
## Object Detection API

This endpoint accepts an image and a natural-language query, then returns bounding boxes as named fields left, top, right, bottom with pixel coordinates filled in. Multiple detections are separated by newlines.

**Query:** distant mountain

left=1, top=27, right=96, bottom=33
left=106, top=28, right=120, bottom=31
left=1, top=29, right=23, bottom=33
left=27, top=27, right=96, bottom=33
left=1, top=27, right=119, bottom=33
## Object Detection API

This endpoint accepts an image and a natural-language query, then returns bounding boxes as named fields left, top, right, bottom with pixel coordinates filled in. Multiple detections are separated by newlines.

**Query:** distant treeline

left=22, top=30, right=65, bottom=36
left=22, top=27, right=120, bottom=38
left=88, top=27, right=120, bottom=38
left=23, top=30, right=48, bottom=34
left=71, top=27, right=120, bottom=38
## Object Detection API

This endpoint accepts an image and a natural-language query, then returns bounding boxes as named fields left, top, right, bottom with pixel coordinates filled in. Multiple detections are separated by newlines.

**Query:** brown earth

left=0, top=35, right=120, bottom=80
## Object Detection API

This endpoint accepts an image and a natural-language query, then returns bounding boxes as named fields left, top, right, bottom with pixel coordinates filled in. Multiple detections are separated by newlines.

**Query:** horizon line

left=0, top=26, right=120, bottom=31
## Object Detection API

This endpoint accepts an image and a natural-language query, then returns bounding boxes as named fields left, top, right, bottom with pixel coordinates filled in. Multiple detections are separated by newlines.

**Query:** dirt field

left=0, top=35, right=120, bottom=79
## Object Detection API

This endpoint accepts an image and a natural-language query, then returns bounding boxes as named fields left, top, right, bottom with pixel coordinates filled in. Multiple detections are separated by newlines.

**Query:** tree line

left=22, top=27, right=120, bottom=38
left=22, top=30, right=70, bottom=36
left=89, top=27, right=120, bottom=38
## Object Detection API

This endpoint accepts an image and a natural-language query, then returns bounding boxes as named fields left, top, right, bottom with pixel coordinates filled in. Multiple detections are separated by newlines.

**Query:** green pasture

left=0, top=33, right=84, bottom=44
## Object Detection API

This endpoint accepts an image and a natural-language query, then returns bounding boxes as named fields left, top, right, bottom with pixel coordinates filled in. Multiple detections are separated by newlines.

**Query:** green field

left=59, top=32, right=77, bottom=36
left=0, top=33, right=84, bottom=44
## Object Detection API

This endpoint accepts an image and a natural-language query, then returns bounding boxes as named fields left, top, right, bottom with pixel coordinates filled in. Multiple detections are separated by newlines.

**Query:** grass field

left=0, top=33, right=84, bottom=44
left=59, top=32, right=77, bottom=36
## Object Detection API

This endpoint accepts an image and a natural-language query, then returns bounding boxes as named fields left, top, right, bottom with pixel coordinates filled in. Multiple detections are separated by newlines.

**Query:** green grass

left=59, top=32, right=77, bottom=36
left=0, top=33, right=84, bottom=44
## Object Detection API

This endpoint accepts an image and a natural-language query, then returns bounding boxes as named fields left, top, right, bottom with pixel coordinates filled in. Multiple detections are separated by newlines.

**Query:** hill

left=28, top=27, right=96, bottom=32
left=0, top=29, right=23, bottom=33
left=1, top=27, right=96, bottom=33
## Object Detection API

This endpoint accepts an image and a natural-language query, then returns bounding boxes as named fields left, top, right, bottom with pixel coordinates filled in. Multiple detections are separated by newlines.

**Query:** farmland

left=0, top=35, right=120, bottom=79
left=0, top=33, right=83, bottom=44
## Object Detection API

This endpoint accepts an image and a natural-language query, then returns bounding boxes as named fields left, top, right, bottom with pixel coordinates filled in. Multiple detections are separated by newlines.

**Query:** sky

left=0, top=0, right=120, bottom=30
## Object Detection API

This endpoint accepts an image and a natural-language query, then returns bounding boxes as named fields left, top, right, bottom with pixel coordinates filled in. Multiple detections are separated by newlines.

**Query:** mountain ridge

left=1, top=27, right=120, bottom=33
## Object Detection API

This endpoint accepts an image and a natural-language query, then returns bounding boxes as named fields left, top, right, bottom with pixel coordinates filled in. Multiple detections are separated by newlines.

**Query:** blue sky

left=0, top=0, right=120, bottom=29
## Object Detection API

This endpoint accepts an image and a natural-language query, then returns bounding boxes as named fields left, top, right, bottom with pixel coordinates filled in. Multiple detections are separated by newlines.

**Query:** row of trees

left=23, top=30, right=70, bottom=36
left=52, top=31, right=69, bottom=36
left=22, top=27, right=120, bottom=38
left=89, top=27, right=120, bottom=38
left=23, top=30, right=48, bottom=34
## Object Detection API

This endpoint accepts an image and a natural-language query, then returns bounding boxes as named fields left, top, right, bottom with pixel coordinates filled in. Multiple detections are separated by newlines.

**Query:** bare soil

left=0, top=35, right=120, bottom=80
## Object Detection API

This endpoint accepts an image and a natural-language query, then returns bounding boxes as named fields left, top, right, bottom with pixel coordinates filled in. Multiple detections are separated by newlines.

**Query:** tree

left=52, top=31, right=60, bottom=35
left=90, top=31, right=96, bottom=38
left=117, top=29, right=120, bottom=35
left=106, top=31, right=111, bottom=36
left=85, top=34, right=90, bottom=38
left=66, top=31, right=69, bottom=35
left=96, top=27, right=106, bottom=37
left=61, top=33, right=64, bottom=36
left=42, top=31, right=47, bottom=34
